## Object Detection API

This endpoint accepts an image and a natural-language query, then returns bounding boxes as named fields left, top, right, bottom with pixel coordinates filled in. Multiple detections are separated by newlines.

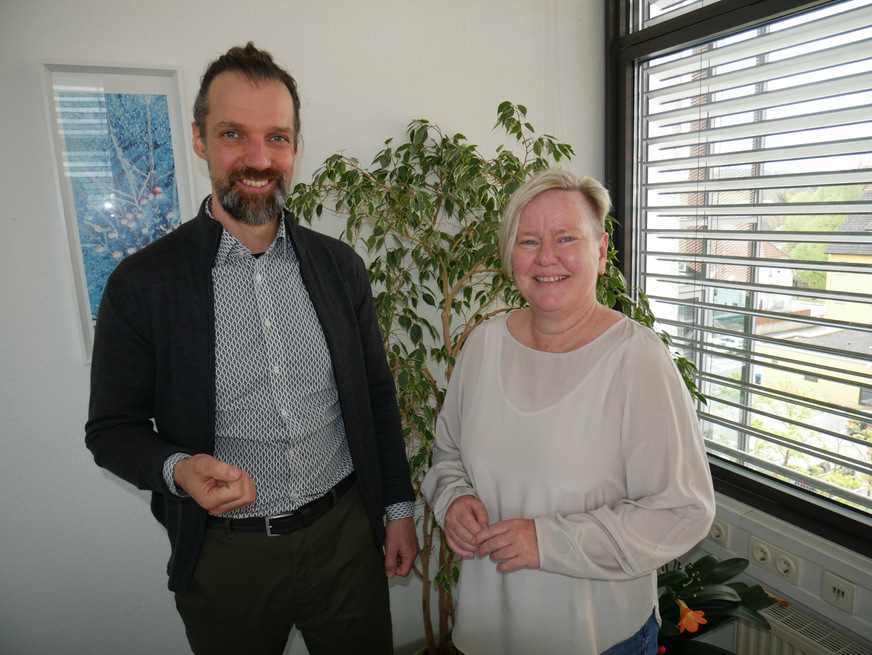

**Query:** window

left=608, top=0, right=872, bottom=552
left=631, top=0, right=727, bottom=31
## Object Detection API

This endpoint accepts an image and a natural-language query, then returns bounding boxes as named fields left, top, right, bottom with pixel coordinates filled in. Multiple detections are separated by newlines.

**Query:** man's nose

left=243, top=139, right=270, bottom=170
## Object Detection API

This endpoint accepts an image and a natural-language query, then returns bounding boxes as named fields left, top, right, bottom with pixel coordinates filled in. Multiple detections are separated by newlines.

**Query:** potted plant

left=288, top=102, right=702, bottom=654
left=657, top=554, right=782, bottom=654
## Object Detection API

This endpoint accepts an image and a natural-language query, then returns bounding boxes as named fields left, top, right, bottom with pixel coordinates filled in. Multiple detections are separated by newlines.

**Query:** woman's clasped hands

left=444, top=494, right=540, bottom=572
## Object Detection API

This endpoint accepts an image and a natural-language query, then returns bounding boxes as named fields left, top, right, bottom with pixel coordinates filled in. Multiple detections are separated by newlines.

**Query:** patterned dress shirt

left=164, top=202, right=412, bottom=521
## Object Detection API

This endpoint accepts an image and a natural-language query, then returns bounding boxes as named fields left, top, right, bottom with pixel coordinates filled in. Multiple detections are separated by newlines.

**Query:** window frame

left=605, top=0, right=872, bottom=558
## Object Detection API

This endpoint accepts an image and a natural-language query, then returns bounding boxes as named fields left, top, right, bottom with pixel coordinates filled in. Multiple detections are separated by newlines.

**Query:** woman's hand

left=444, top=494, right=490, bottom=557
left=474, top=518, right=540, bottom=572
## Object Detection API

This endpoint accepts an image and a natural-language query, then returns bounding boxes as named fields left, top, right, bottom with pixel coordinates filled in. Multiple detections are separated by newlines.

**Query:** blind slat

left=650, top=69, right=872, bottom=128
left=643, top=250, right=872, bottom=274
left=643, top=272, right=871, bottom=304
left=643, top=229, right=872, bottom=243
left=645, top=201, right=872, bottom=215
left=647, top=5, right=872, bottom=78
left=647, top=137, right=872, bottom=171
left=644, top=169, right=872, bottom=193
left=647, top=294, right=872, bottom=334
left=645, top=104, right=872, bottom=149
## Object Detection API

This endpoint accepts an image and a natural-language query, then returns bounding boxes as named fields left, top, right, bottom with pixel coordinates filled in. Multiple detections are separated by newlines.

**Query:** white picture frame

left=42, top=62, right=195, bottom=361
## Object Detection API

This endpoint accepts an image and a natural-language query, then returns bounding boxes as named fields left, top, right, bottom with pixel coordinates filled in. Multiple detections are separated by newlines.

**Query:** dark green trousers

left=175, top=484, right=392, bottom=654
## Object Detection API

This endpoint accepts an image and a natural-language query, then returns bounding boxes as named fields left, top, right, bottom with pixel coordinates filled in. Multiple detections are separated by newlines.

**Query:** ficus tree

left=287, top=102, right=701, bottom=654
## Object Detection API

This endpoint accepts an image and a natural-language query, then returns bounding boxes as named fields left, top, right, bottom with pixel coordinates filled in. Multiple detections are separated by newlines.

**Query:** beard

left=211, top=166, right=292, bottom=226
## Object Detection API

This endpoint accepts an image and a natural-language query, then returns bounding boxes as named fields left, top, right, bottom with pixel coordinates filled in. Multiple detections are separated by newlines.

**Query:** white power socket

left=749, top=535, right=801, bottom=586
left=822, top=571, right=857, bottom=614
left=708, top=518, right=730, bottom=548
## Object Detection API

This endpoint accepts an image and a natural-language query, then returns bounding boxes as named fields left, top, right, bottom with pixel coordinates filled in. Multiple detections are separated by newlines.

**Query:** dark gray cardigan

left=86, top=199, right=413, bottom=593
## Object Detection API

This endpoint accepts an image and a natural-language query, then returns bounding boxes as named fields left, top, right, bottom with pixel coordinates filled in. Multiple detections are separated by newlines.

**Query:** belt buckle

left=265, top=517, right=278, bottom=538
left=264, top=511, right=294, bottom=537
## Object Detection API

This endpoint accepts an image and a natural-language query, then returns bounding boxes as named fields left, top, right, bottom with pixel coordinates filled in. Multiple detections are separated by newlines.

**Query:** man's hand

left=444, top=494, right=489, bottom=558
left=173, top=454, right=257, bottom=515
left=474, top=518, right=539, bottom=572
left=384, top=517, right=418, bottom=578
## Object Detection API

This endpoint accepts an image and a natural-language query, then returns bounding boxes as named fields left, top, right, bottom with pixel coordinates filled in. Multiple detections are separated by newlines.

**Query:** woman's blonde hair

left=498, top=169, right=611, bottom=277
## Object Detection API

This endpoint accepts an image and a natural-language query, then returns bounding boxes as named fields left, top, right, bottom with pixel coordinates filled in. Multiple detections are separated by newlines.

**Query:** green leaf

left=707, top=557, right=749, bottom=584
left=736, top=584, right=779, bottom=612
left=658, top=570, right=689, bottom=588
left=658, top=621, right=681, bottom=637
left=685, top=555, right=720, bottom=582
left=676, top=583, right=742, bottom=604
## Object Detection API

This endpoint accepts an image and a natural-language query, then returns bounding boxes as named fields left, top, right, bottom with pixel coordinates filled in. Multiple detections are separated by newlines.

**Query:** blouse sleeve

left=421, top=330, right=482, bottom=527
left=535, top=332, right=716, bottom=580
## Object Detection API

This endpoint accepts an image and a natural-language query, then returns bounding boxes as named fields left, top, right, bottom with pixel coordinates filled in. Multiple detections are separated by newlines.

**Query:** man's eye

left=221, top=131, right=239, bottom=139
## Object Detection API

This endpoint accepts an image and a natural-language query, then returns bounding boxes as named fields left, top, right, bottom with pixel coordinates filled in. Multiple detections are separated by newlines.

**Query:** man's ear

left=192, top=122, right=207, bottom=161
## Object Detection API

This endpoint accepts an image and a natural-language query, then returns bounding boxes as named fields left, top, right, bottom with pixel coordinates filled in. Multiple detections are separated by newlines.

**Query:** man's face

left=193, top=71, right=298, bottom=226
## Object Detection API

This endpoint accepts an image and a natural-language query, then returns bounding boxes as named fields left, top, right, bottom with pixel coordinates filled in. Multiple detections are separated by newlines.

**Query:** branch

left=453, top=306, right=514, bottom=360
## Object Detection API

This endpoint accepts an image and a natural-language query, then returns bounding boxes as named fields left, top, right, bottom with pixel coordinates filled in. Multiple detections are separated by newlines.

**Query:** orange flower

left=677, top=599, right=707, bottom=633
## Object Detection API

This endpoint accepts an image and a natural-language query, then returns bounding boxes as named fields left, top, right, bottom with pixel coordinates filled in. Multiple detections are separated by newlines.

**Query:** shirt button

left=286, top=446, right=295, bottom=458
left=255, top=274, right=263, bottom=283
left=272, top=366, right=281, bottom=374
left=291, top=490, right=300, bottom=499
left=280, top=409, right=289, bottom=418
left=263, top=318, right=272, bottom=327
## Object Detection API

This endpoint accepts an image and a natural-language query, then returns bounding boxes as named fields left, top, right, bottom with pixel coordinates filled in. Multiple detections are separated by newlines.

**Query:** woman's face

left=511, top=189, right=608, bottom=319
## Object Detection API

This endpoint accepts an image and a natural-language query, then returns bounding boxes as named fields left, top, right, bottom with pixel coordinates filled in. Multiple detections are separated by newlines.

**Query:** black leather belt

left=207, top=473, right=355, bottom=537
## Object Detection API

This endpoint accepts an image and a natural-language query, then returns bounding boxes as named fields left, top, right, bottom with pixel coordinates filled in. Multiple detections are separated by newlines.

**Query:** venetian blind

left=634, top=0, right=872, bottom=515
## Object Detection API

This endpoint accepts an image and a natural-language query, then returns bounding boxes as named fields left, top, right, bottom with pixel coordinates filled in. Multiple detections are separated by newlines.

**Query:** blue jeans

left=601, top=609, right=659, bottom=655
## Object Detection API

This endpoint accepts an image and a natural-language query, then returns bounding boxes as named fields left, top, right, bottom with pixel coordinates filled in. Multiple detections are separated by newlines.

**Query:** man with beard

left=85, top=43, right=417, bottom=654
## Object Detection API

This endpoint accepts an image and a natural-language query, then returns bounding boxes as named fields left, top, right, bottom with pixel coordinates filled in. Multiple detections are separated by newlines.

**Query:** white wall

left=0, top=1, right=604, bottom=653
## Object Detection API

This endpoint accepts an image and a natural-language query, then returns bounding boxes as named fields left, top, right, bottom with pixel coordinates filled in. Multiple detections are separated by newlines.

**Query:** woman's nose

left=537, top=242, right=557, bottom=264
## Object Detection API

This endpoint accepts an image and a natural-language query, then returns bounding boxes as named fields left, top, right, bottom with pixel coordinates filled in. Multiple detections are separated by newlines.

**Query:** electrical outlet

left=775, top=553, right=800, bottom=585
left=708, top=518, right=730, bottom=548
left=749, top=536, right=801, bottom=585
left=750, top=536, right=773, bottom=567
left=823, top=571, right=856, bottom=614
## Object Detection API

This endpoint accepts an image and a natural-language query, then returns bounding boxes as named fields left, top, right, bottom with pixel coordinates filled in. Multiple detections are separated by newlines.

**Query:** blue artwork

left=58, top=91, right=182, bottom=319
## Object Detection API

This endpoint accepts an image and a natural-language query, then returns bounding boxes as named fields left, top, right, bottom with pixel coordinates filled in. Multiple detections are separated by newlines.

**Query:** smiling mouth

left=535, top=275, right=568, bottom=282
left=239, top=178, right=271, bottom=188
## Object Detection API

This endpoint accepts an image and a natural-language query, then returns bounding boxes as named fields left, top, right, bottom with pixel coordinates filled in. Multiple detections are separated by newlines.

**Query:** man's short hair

left=193, top=42, right=301, bottom=149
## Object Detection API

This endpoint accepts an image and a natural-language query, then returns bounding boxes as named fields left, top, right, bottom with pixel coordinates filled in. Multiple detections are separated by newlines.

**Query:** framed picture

left=43, top=63, right=196, bottom=361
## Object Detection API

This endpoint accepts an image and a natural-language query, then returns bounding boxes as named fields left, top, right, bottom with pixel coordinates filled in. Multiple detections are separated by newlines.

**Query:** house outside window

left=608, top=0, right=872, bottom=549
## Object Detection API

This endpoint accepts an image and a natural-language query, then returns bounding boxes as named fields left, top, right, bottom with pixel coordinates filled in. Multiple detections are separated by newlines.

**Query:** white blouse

left=422, top=313, right=716, bottom=654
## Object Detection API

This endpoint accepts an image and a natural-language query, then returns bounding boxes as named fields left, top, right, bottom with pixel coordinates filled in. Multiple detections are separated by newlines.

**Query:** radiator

left=735, top=604, right=871, bottom=655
